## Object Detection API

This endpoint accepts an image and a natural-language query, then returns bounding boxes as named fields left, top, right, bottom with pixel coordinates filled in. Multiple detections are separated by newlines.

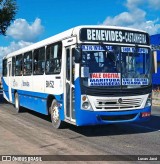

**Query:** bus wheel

left=50, top=99, right=63, bottom=129
left=14, top=92, right=21, bottom=113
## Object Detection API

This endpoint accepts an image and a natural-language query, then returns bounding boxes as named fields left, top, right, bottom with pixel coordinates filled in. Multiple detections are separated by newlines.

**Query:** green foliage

left=0, top=0, right=17, bottom=35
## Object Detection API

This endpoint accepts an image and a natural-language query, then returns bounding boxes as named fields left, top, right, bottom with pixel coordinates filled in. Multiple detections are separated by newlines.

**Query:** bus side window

left=33, top=47, right=45, bottom=75
left=15, top=54, right=22, bottom=76
left=2, top=59, right=7, bottom=77
left=45, top=42, right=62, bottom=74
left=12, top=57, right=15, bottom=76
left=24, top=51, right=32, bottom=75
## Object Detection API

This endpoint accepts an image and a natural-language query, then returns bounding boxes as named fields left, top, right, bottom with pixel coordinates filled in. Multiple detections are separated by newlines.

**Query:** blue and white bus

left=2, top=26, right=156, bottom=128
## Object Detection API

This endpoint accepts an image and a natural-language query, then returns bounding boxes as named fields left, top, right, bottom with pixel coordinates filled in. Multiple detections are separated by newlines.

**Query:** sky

left=0, top=0, right=160, bottom=70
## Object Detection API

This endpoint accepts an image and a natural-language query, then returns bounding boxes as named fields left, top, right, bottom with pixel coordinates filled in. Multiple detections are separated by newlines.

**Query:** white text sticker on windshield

left=121, top=47, right=148, bottom=53
left=81, top=67, right=89, bottom=77
left=82, top=45, right=113, bottom=51
left=122, top=78, right=148, bottom=85
left=88, top=73, right=121, bottom=86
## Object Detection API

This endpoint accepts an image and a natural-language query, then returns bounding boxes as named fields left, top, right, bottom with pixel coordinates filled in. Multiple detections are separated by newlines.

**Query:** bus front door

left=65, top=47, right=75, bottom=123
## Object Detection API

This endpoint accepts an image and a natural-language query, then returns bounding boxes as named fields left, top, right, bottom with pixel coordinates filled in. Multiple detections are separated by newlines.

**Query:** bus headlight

left=82, top=102, right=90, bottom=109
left=81, top=95, right=92, bottom=110
left=145, top=94, right=152, bottom=107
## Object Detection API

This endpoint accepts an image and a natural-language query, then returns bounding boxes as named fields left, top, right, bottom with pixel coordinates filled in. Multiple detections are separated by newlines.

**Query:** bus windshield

left=81, top=45, right=151, bottom=89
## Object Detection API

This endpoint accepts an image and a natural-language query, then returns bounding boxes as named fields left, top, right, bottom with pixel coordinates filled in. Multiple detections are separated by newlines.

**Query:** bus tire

left=14, top=92, right=21, bottom=113
left=50, top=99, right=64, bottom=129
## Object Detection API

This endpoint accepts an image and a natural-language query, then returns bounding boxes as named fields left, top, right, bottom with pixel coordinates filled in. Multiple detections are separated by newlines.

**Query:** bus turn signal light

left=82, top=96, right=87, bottom=101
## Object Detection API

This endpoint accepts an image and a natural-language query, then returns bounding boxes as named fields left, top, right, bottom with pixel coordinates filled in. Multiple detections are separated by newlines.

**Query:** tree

left=0, top=0, right=17, bottom=35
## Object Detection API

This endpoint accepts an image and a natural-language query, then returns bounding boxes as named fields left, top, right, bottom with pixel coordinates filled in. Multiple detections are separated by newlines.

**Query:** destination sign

left=80, top=28, right=149, bottom=45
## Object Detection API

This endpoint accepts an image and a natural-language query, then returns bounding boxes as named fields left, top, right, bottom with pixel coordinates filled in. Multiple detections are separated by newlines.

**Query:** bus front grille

left=95, top=98, right=142, bottom=111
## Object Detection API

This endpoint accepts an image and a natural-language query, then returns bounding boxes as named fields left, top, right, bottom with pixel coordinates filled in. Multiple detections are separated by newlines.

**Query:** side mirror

left=74, top=48, right=81, bottom=63
left=152, top=51, right=157, bottom=74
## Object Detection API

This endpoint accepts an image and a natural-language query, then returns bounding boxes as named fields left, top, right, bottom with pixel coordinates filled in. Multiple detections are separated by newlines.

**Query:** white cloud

left=126, top=0, right=144, bottom=9
left=148, top=0, right=160, bottom=10
left=7, top=18, right=44, bottom=42
left=126, top=0, right=160, bottom=10
left=0, top=41, right=33, bottom=71
left=103, top=0, right=160, bottom=35
left=0, top=41, right=33, bottom=57
left=104, top=8, right=146, bottom=27
left=0, top=18, right=44, bottom=72
left=128, top=20, right=160, bottom=35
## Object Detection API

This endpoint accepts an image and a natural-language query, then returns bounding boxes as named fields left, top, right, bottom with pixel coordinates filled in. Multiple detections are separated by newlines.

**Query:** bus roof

left=3, top=25, right=148, bottom=59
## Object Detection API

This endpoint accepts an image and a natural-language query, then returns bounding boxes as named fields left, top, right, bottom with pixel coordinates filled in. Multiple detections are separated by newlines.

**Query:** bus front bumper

left=76, top=106, right=151, bottom=126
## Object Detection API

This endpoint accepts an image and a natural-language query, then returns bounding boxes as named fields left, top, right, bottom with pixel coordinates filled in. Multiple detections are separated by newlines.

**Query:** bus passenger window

left=2, top=59, right=7, bottom=77
left=15, top=54, right=22, bottom=76
left=45, top=42, right=62, bottom=74
left=12, top=57, right=16, bottom=76
left=33, top=47, right=45, bottom=75
left=24, top=51, right=32, bottom=75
